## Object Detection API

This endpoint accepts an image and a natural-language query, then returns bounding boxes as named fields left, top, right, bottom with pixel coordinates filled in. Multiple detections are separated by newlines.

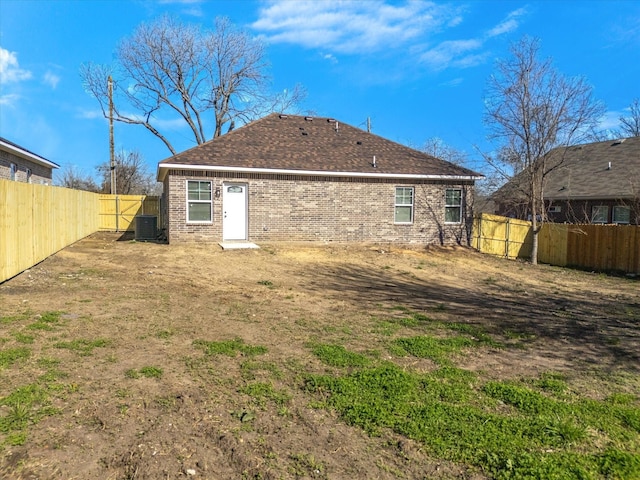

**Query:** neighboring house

left=494, top=136, right=640, bottom=225
left=157, top=114, right=482, bottom=245
left=0, top=137, right=59, bottom=184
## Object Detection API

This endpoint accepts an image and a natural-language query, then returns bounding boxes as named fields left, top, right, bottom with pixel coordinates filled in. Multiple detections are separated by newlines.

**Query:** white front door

left=222, top=183, right=248, bottom=240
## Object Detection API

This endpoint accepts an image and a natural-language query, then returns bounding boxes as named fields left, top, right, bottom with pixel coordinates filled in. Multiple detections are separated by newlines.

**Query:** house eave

left=546, top=195, right=637, bottom=202
left=0, top=139, right=60, bottom=170
left=157, top=163, right=483, bottom=183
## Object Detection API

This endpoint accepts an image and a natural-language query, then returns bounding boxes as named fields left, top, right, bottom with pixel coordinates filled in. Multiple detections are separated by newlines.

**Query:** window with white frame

left=445, top=189, right=462, bottom=223
left=187, top=180, right=212, bottom=222
left=591, top=205, right=608, bottom=224
left=394, top=187, right=414, bottom=223
left=612, top=206, right=631, bottom=224
left=10, top=163, right=17, bottom=181
left=26, top=168, right=32, bottom=183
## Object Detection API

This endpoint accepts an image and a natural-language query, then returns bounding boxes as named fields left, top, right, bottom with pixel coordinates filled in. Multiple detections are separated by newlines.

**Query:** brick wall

left=0, top=150, right=54, bottom=184
left=164, top=170, right=474, bottom=245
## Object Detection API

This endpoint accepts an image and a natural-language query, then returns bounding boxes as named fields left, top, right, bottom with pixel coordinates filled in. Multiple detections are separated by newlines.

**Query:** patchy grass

left=309, top=343, right=371, bottom=368
left=125, top=366, right=163, bottom=379
left=305, top=344, right=640, bottom=480
left=1, top=237, right=639, bottom=479
left=53, top=339, right=110, bottom=356
left=0, top=347, right=30, bottom=369
left=193, top=338, right=268, bottom=357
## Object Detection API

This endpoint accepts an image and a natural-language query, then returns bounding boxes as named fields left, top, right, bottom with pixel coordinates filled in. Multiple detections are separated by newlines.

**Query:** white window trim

left=394, top=186, right=414, bottom=224
left=186, top=180, right=213, bottom=224
left=445, top=188, right=463, bottom=224
left=10, top=163, right=17, bottom=181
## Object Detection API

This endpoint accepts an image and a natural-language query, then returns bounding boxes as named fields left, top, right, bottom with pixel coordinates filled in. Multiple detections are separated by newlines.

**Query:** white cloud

left=0, top=93, right=20, bottom=106
left=320, top=52, right=338, bottom=64
left=253, top=1, right=529, bottom=73
left=440, top=77, right=464, bottom=87
left=43, top=71, right=61, bottom=89
left=0, top=47, right=32, bottom=84
left=418, top=6, right=528, bottom=70
left=487, top=7, right=528, bottom=38
left=598, top=110, right=622, bottom=131
left=420, top=39, right=485, bottom=70
left=252, top=0, right=463, bottom=54
left=78, top=109, right=105, bottom=120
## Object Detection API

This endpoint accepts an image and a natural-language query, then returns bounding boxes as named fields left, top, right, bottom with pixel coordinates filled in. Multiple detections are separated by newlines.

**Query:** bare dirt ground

left=0, top=233, right=638, bottom=479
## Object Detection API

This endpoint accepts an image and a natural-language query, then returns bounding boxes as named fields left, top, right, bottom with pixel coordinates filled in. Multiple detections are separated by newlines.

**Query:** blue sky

left=1, top=0, right=639, bottom=182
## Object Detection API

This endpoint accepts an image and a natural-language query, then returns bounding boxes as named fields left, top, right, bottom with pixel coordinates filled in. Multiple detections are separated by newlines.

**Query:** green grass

left=240, top=360, right=283, bottom=380
left=53, top=338, right=110, bottom=356
left=193, top=338, right=267, bottom=357
left=310, top=343, right=371, bottom=368
left=0, top=312, right=31, bottom=324
left=11, top=332, right=35, bottom=344
left=240, top=382, right=291, bottom=407
left=304, top=344, right=640, bottom=479
left=0, top=347, right=30, bottom=369
left=392, top=335, right=475, bottom=366
left=0, top=376, right=64, bottom=447
left=126, top=366, right=163, bottom=379
left=26, top=311, right=64, bottom=331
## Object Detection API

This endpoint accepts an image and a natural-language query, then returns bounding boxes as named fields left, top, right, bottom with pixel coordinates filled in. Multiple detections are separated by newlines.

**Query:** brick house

left=157, top=114, right=481, bottom=245
left=494, top=136, right=640, bottom=225
left=0, top=137, right=59, bottom=184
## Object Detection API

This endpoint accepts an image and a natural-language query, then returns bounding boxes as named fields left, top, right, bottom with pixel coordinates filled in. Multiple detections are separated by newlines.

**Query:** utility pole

left=108, top=75, right=116, bottom=195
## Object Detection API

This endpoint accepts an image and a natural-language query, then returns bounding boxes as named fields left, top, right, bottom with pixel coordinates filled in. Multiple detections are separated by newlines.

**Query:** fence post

left=505, top=218, right=510, bottom=259
left=115, top=195, right=120, bottom=233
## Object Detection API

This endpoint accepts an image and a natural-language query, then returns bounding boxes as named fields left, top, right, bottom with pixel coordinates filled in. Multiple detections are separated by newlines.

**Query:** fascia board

left=157, top=163, right=483, bottom=182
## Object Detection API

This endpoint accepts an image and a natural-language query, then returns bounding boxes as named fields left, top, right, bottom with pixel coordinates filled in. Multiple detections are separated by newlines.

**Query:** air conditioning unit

left=548, top=205, right=561, bottom=213
left=135, top=215, right=157, bottom=241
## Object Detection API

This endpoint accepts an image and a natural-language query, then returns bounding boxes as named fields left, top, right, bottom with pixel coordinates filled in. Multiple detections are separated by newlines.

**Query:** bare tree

left=81, top=15, right=304, bottom=154
left=97, top=150, right=157, bottom=195
left=619, top=98, right=640, bottom=137
left=420, top=137, right=468, bottom=166
left=418, top=138, right=476, bottom=245
left=56, top=165, right=100, bottom=192
left=484, top=36, right=604, bottom=264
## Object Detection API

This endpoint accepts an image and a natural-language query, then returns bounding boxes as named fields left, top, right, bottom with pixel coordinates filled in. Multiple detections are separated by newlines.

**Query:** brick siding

left=0, top=150, right=54, bottom=184
left=164, top=170, right=474, bottom=245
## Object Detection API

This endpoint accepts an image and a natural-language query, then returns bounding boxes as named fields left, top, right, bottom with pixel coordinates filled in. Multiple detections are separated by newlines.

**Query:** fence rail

left=473, top=213, right=640, bottom=274
left=1, top=180, right=160, bottom=283
left=98, top=195, right=160, bottom=232
left=1, top=180, right=100, bottom=282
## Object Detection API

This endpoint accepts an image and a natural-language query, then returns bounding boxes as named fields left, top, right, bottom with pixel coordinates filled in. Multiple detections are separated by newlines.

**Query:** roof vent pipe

left=372, top=155, right=377, bottom=168
left=335, top=121, right=339, bottom=133
left=607, top=161, right=612, bottom=170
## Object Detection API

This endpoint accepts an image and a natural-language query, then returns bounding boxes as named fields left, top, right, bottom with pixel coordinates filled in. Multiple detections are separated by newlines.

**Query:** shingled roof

left=543, top=136, right=640, bottom=200
left=492, top=136, right=640, bottom=203
left=158, top=114, right=480, bottom=181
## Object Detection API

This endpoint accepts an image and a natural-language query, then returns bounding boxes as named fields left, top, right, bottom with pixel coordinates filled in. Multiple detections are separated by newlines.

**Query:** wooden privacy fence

left=1, top=181, right=161, bottom=283
left=0, top=179, right=100, bottom=282
left=472, top=213, right=533, bottom=259
left=98, top=195, right=160, bottom=232
left=472, top=213, right=640, bottom=274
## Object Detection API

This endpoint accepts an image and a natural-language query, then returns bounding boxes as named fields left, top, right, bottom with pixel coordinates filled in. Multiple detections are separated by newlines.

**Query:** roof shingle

left=158, top=114, right=480, bottom=180
left=544, top=136, right=640, bottom=200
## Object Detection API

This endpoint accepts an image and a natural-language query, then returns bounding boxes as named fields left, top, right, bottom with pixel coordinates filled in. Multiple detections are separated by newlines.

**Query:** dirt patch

left=1, top=233, right=638, bottom=479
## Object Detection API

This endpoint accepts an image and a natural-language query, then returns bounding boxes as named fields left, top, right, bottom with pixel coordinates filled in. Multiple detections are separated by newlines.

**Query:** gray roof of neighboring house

left=544, top=136, right=640, bottom=200
left=158, top=114, right=481, bottom=182
left=0, top=137, right=60, bottom=169
left=493, top=136, right=640, bottom=203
